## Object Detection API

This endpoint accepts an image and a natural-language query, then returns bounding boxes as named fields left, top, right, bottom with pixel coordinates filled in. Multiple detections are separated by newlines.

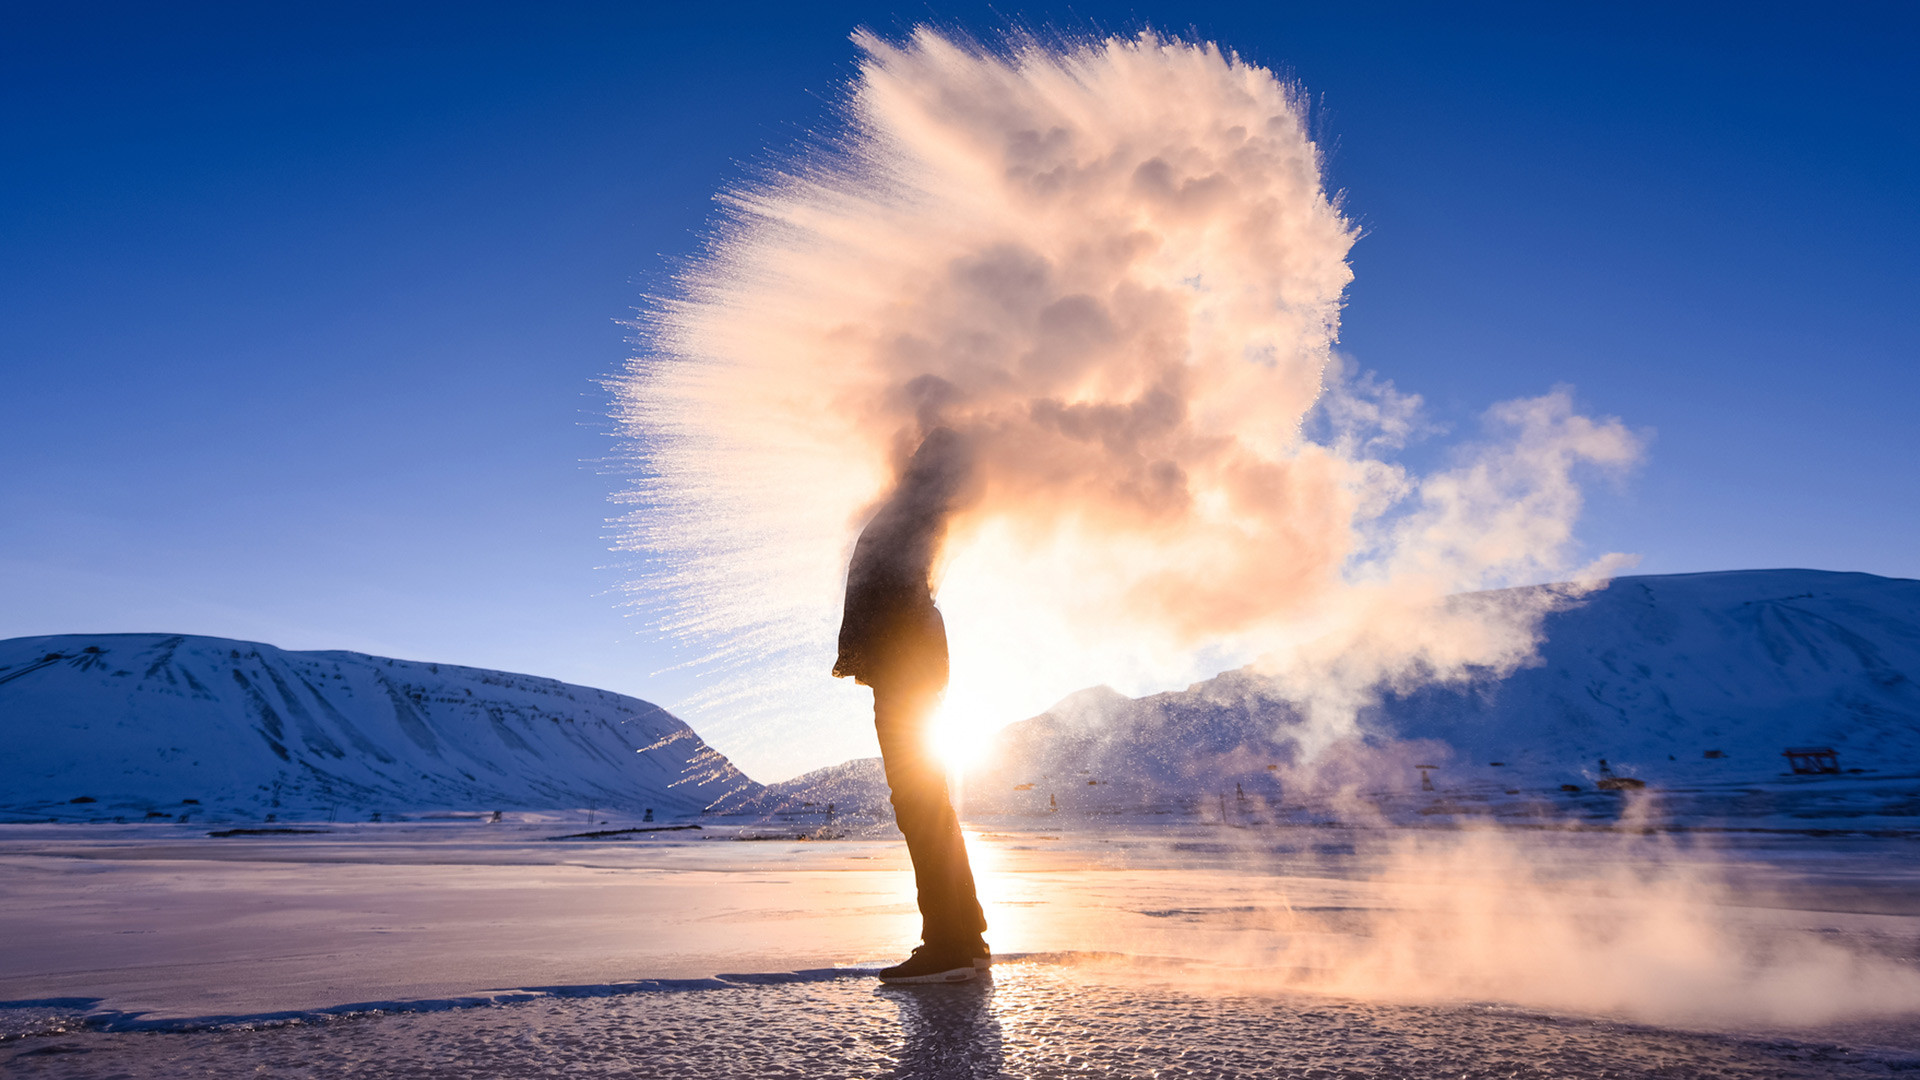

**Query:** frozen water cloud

left=616, top=27, right=1640, bottom=780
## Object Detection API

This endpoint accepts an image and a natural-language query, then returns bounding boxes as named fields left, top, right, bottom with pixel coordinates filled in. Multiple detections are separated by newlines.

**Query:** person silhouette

left=834, top=427, right=988, bottom=984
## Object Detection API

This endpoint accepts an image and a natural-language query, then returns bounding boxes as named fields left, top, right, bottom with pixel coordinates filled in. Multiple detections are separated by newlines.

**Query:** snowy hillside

left=0, top=634, right=760, bottom=823
left=754, top=570, right=1920, bottom=818
left=1368, top=569, right=1920, bottom=789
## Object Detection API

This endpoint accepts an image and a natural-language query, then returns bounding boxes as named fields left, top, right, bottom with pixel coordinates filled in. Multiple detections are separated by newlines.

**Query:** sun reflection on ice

left=952, top=828, right=1051, bottom=961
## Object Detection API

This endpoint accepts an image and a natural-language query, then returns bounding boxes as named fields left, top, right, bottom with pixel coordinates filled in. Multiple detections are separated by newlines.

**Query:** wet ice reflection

left=883, top=977, right=1002, bottom=1079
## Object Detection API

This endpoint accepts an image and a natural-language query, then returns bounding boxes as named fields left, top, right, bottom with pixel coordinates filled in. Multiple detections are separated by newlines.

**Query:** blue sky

left=3, top=2, right=1915, bottom=774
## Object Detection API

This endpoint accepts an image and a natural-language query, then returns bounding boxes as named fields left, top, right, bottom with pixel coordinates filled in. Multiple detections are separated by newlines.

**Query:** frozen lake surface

left=3, top=820, right=1918, bottom=1076
left=10, top=961, right=1920, bottom=1079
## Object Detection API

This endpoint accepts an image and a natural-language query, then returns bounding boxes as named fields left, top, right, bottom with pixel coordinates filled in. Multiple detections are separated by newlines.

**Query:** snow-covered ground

left=0, top=634, right=758, bottom=822
left=2, top=820, right=1916, bottom=1075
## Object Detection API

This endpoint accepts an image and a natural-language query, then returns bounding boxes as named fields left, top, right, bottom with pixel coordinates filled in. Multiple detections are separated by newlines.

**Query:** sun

left=930, top=701, right=993, bottom=773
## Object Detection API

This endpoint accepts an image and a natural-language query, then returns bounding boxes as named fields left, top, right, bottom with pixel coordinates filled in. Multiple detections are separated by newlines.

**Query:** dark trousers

left=872, top=681, right=986, bottom=949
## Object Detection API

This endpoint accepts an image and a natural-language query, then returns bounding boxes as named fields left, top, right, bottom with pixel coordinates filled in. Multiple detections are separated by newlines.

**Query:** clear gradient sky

left=3, top=2, right=1915, bottom=779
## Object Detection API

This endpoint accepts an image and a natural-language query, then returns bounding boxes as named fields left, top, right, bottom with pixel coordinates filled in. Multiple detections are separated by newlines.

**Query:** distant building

left=1782, top=747, right=1840, bottom=775
left=1595, top=758, right=1646, bottom=791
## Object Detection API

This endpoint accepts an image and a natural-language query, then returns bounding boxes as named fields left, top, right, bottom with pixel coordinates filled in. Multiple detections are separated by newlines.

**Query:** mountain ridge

left=738, top=569, right=1920, bottom=819
left=11, top=569, right=1918, bottom=826
left=0, top=632, right=761, bottom=822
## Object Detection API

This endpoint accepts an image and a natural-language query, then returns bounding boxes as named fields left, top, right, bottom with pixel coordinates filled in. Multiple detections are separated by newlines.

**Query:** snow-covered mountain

left=13, top=571, right=1917, bottom=826
left=750, top=570, right=1920, bottom=818
left=0, top=634, right=760, bottom=823
left=1363, top=569, right=1920, bottom=787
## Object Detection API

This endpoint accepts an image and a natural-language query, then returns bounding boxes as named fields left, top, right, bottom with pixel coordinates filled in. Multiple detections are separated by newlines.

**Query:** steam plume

left=617, top=28, right=1639, bottom=778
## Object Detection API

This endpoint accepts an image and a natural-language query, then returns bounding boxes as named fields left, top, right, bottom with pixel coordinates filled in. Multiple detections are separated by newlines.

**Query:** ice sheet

left=4, top=821, right=1917, bottom=1031
left=10, top=961, right=1920, bottom=1079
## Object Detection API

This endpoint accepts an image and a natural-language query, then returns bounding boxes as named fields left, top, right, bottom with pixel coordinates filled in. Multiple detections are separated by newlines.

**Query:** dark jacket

left=832, top=428, right=969, bottom=692
left=832, top=546, right=949, bottom=692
